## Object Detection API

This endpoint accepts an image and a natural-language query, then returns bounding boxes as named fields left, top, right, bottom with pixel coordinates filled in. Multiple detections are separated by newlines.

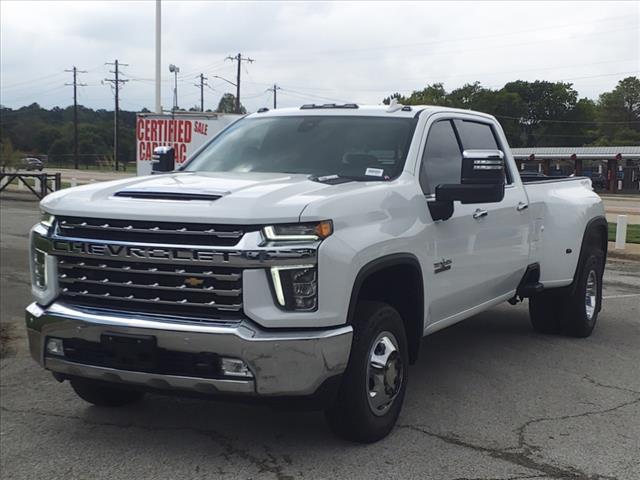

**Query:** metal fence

left=0, top=172, right=62, bottom=199
left=13, top=154, right=134, bottom=172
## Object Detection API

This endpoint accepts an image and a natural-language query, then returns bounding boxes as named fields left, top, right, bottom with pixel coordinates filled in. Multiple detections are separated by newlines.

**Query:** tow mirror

left=152, top=146, right=175, bottom=173
left=429, top=150, right=506, bottom=221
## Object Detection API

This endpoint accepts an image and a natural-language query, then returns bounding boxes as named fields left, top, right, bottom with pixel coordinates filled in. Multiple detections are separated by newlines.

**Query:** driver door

left=421, top=118, right=529, bottom=325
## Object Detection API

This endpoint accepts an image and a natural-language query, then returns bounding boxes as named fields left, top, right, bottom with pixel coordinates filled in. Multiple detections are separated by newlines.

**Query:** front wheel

left=325, top=301, right=408, bottom=443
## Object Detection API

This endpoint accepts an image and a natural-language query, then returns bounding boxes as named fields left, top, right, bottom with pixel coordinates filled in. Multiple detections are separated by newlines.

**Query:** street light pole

left=169, top=64, right=180, bottom=111
left=155, top=0, right=161, bottom=113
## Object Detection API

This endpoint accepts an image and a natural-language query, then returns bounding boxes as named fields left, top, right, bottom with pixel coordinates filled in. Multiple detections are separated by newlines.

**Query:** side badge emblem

left=434, top=258, right=452, bottom=274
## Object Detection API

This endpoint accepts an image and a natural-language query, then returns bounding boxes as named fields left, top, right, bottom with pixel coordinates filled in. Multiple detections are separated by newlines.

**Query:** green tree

left=216, top=93, right=246, bottom=114
left=32, top=125, right=63, bottom=154
left=0, top=136, right=20, bottom=169
left=596, top=76, right=640, bottom=142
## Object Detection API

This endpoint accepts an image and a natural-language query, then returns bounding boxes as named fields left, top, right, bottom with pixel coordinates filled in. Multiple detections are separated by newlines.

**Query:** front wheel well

left=348, top=257, right=424, bottom=364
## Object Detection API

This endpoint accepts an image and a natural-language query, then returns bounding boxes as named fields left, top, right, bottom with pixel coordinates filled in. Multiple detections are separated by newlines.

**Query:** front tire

left=325, top=301, right=408, bottom=443
left=70, top=378, right=145, bottom=407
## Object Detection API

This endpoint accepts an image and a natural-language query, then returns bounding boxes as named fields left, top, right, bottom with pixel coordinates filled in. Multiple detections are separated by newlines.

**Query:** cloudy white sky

left=1, top=1, right=639, bottom=113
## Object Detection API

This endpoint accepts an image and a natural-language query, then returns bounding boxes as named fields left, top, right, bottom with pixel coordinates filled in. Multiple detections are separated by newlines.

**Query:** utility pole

left=65, top=66, right=87, bottom=169
left=104, top=60, right=128, bottom=171
left=194, top=73, right=208, bottom=111
left=267, top=84, right=281, bottom=109
left=226, top=53, right=254, bottom=113
left=155, top=0, right=162, bottom=113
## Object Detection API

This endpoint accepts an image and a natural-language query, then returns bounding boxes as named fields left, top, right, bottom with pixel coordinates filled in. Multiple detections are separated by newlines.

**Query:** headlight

left=32, top=248, right=48, bottom=290
left=40, top=211, right=55, bottom=228
left=29, top=229, right=58, bottom=305
left=270, top=265, right=318, bottom=311
left=263, top=220, right=333, bottom=242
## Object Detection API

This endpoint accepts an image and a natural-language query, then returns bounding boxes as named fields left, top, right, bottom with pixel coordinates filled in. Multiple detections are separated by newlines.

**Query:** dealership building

left=511, top=146, right=640, bottom=193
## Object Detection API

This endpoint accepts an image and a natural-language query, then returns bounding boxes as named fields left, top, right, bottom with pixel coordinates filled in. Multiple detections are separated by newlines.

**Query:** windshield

left=184, top=115, right=417, bottom=179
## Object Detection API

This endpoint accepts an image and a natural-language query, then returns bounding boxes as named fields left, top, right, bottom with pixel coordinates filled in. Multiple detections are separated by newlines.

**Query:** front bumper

left=25, top=302, right=353, bottom=397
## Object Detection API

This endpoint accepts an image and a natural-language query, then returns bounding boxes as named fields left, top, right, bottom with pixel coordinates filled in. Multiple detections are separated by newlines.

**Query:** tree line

left=0, top=93, right=246, bottom=169
left=1, top=77, right=638, bottom=169
left=384, top=77, right=639, bottom=147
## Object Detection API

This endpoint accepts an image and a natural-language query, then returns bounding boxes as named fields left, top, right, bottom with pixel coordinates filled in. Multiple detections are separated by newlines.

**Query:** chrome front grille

left=56, top=216, right=255, bottom=246
left=57, top=256, right=243, bottom=320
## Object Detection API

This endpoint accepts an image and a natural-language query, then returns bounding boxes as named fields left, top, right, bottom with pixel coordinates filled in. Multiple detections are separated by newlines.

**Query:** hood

left=41, top=171, right=363, bottom=224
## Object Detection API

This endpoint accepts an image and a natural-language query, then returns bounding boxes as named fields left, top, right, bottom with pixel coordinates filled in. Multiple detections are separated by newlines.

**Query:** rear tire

left=70, top=378, right=145, bottom=407
left=325, top=301, right=408, bottom=443
left=560, top=251, right=603, bottom=337
left=529, top=249, right=604, bottom=338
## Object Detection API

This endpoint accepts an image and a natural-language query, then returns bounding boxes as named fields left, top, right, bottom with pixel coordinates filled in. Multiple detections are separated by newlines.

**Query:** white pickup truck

left=26, top=104, right=607, bottom=442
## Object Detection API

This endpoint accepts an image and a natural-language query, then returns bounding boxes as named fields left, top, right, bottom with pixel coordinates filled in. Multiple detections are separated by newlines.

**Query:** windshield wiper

left=310, top=172, right=390, bottom=184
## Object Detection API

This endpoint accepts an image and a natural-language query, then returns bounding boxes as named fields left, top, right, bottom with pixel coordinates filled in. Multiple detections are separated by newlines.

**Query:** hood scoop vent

left=114, top=189, right=223, bottom=201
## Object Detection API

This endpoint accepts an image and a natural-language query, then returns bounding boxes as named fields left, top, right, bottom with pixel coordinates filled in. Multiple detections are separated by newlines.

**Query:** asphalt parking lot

left=1, top=197, right=639, bottom=480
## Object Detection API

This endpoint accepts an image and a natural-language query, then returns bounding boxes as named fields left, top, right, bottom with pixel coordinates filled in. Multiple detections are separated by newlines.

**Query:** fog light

left=220, top=357, right=253, bottom=378
left=269, top=265, right=318, bottom=311
left=46, top=338, right=64, bottom=356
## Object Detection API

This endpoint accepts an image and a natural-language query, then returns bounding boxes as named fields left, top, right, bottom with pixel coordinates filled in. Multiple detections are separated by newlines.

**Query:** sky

left=1, top=1, right=639, bottom=113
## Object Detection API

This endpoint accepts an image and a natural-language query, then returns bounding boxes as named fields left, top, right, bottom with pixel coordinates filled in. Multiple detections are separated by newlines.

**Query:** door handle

left=473, top=208, right=488, bottom=219
left=517, top=202, right=529, bottom=211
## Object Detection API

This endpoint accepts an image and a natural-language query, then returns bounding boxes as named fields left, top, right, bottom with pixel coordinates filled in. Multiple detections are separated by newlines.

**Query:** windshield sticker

left=365, top=168, right=384, bottom=177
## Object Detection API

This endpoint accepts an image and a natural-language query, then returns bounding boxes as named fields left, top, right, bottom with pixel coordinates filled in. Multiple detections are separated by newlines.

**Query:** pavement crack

left=0, top=405, right=295, bottom=480
left=450, top=476, right=545, bottom=480
left=514, top=396, right=640, bottom=456
left=399, top=423, right=621, bottom=480
left=581, top=375, right=640, bottom=395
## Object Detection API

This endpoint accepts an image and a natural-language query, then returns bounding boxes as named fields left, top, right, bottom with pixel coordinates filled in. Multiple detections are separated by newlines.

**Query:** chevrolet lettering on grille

left=52, top=240, right=228, bottom=263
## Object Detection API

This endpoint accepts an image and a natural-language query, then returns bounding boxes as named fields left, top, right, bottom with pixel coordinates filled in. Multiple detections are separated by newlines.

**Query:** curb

left=608, top=244, right=640, bottom=262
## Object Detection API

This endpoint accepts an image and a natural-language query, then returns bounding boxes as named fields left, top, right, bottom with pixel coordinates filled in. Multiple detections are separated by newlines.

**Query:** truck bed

left=523, top=176, right=605, bottom=288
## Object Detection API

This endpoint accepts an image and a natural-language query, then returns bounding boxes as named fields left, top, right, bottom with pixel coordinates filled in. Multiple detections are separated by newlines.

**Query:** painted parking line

left=603, top=293, right=640, bottom=299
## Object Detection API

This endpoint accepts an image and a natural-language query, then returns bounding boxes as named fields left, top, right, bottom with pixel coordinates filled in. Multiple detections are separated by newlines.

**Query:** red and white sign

left=136, top=113, right=241, bottom=175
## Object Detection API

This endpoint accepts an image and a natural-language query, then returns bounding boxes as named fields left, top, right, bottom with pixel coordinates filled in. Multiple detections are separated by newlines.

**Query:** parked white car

left=27, top=104, right=607, bottom=442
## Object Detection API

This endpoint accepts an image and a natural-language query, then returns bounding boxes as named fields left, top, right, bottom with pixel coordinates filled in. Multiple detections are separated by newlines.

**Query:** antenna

left=386, top=98, right=404, bottom=113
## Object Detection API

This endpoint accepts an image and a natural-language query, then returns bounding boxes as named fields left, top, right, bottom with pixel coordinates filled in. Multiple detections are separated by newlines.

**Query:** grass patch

left=608, top=223, right=640, bottom=244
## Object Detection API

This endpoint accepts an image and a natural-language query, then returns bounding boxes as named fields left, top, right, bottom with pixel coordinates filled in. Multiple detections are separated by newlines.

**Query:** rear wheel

left=560, top=251, right=603, bottom=337
left=325, top=301, right=408, bottom=443
left=70, top=378, right=145, bottom=407
left=529, top=249, right=604, bottom=338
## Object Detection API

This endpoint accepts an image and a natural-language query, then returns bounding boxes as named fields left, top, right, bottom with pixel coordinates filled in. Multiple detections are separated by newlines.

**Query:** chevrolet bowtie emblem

left=184, top=277, right=204, bottom=287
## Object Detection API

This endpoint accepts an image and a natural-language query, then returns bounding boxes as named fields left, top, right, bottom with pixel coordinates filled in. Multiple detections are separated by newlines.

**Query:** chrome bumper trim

left=45, top=358, right=254, bottom=394
left=26, top=302, right=352, bottom=396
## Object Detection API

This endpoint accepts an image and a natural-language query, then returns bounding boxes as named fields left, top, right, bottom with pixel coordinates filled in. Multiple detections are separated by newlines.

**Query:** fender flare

left=347, top=253, right=424, bottom=363
left=569, top=215, right=608, bottom=294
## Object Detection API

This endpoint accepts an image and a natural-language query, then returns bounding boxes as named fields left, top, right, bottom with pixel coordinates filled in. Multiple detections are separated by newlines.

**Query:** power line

left=278, top=88, right=352, bottom=104
left=65, top=66, right=87, bottom=169
left=1, top=71, right=67, bottom=90
left=104, top=59, right=129, bottom=171
left=261, top=25, right=638, bottom=66
left=226, top=53, right=254, bottom=113
left=260, top=15, right=636, bottom=61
